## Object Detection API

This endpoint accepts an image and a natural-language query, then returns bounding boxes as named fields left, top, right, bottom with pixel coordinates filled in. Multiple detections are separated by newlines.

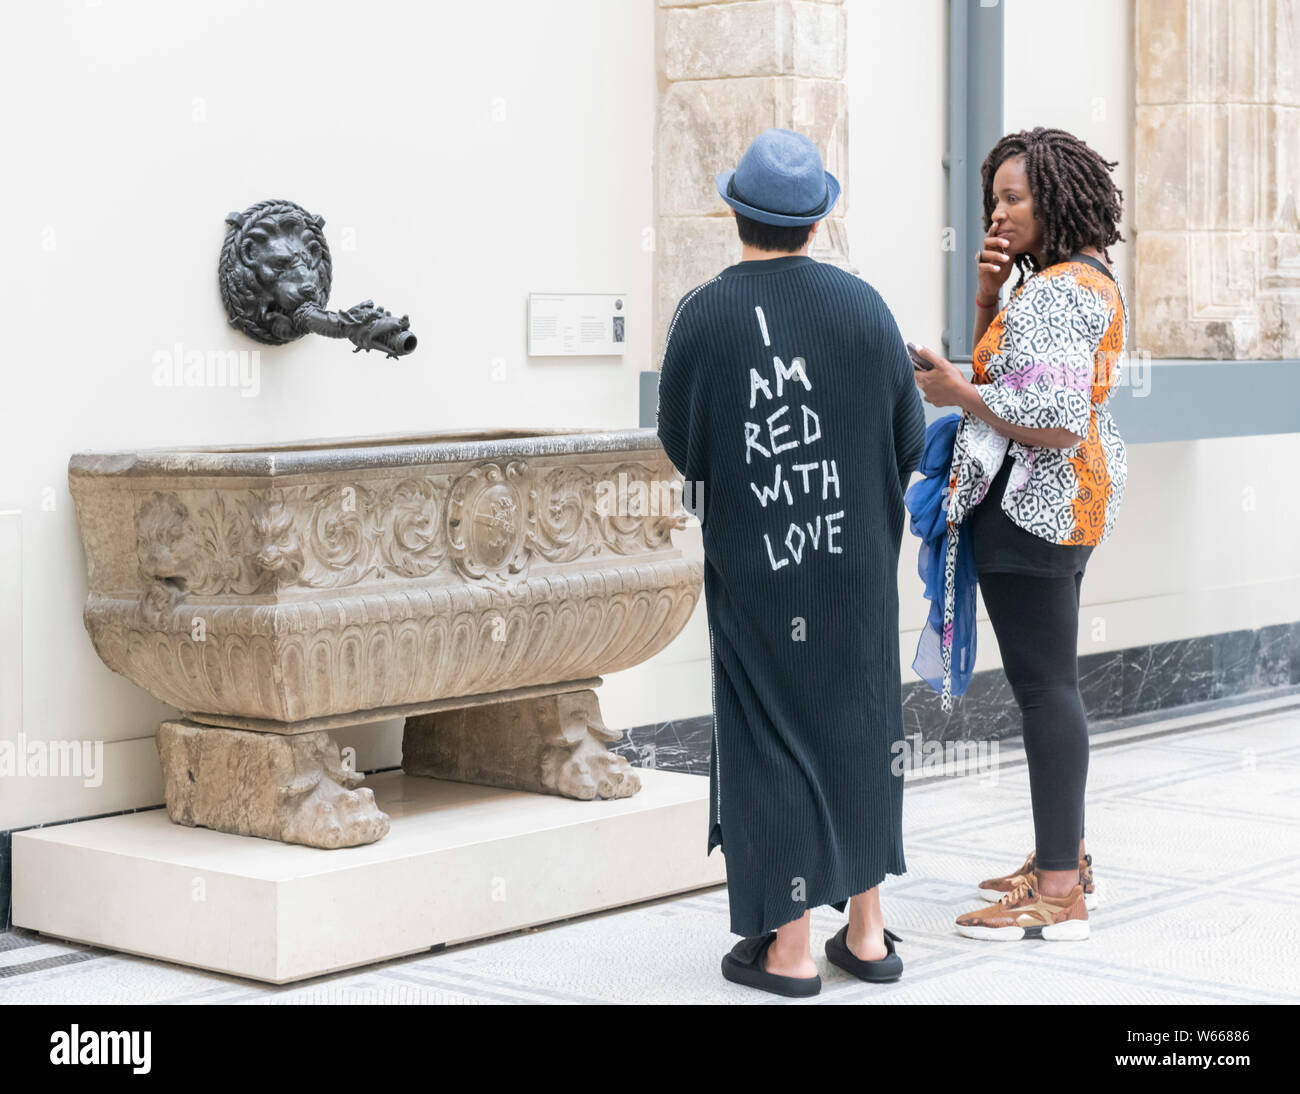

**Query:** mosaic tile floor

left=3, top=700, right=1296, bottom=1005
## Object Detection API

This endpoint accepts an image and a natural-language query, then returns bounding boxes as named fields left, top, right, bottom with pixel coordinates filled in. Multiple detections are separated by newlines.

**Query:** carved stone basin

left=68, top=427, right=700, bottom=847
left=70, top=427, right=699, bottom=725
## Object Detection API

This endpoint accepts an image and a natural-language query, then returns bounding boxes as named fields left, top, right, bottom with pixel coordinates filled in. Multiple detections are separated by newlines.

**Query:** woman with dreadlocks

left=910, top=127, right=1128, bottom=942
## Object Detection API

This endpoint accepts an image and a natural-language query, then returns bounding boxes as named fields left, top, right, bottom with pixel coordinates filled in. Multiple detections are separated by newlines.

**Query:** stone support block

left=402, top=688, right=641, bottom=800
left=156, top=718, right=390, bottom=848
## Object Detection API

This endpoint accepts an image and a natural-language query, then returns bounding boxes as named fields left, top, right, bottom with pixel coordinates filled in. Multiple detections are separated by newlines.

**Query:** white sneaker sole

left=957, top=918, right=1091, bottom=942
left=975, top=883, right=1100, bottom=911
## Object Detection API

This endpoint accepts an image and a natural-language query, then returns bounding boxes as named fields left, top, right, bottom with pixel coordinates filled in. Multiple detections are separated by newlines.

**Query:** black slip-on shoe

left=720, top=932, right=822, bottom=998
left=824, top=925, right=903, bottom=983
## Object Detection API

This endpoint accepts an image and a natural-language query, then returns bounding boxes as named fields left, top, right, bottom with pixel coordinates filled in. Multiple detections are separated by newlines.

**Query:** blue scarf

left=904, top=413, right=977, bottom=712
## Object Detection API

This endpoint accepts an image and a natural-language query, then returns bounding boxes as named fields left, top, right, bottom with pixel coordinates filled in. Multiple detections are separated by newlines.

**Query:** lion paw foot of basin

left=157, top=719, right=391, bottom=848
left=402, top=688, right=641, bottom=800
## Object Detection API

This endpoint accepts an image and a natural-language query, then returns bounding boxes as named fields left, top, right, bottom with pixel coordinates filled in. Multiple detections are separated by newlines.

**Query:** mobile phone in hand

left=906, top=342, right=933, bottom=370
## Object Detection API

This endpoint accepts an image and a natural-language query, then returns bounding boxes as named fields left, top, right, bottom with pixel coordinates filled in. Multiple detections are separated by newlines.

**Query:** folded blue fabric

left=904, top=413, right=977, bottom=711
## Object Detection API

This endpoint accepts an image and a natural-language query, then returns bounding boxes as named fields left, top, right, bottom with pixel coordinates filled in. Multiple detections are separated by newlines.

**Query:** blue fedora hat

left=715, top=128, right=840, bottom=227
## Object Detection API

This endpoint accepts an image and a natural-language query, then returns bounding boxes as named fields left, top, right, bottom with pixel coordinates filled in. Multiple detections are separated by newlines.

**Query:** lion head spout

left=219, top=199, right=333, bottom=345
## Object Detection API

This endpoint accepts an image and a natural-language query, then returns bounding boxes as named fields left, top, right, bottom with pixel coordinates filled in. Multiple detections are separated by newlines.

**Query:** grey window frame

left=943, top=0, right=1004, bottom=364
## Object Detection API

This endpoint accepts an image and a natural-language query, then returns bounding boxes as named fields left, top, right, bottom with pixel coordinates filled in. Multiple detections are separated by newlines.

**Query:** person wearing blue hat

left=656, top=127, right=926, bottom=997
left=715, top=126, right=843, bottom=230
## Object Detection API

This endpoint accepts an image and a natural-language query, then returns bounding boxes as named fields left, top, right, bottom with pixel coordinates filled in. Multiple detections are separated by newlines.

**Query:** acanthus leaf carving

left=595, top=462, right=682, bottom=553
left=379, top=477, right=447, bottom=577
left=527, top=466, right=600, bottom=565
left=301, top=482, right=380, bottom=588
left=131, top=457, right=682, bottom=598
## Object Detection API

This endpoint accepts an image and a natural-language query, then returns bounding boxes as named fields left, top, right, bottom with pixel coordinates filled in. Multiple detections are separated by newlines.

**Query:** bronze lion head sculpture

left=219, top=199, right=415, bottom=357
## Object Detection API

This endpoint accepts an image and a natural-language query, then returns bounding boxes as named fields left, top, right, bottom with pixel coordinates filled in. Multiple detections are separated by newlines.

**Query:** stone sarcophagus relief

left=69, top=428, right=701, bottom=848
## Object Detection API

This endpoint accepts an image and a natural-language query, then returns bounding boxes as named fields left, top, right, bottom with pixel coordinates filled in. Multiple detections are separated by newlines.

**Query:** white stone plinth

left=12, top=769, right=725, bottom=984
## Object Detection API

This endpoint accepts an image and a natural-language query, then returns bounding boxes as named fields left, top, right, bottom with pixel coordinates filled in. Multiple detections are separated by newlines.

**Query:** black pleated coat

left=655, top=254, right=926, bottom=937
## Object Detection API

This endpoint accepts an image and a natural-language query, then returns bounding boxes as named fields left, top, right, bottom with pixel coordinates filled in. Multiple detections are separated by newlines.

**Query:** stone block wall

left=1135, top=0, right=1300, bottom=359
left=654, top=0, right=852, bottom=356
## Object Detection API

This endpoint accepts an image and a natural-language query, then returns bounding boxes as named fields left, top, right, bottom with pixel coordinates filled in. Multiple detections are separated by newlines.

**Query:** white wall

left=0, top=0, right=657, bottom=829
left=844, top=0, right=948, bottom=348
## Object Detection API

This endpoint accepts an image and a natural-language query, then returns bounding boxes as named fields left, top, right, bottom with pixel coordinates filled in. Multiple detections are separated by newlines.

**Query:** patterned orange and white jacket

left=945, top=257, right=1129, bottom=547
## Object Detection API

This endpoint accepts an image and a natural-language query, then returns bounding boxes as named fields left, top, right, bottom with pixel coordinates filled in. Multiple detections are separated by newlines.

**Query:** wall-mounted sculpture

left=219, top=198, right=417, bottom=358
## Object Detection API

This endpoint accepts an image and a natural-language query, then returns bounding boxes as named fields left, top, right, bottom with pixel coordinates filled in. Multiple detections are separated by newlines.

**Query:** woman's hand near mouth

left=976, top=221, right=1015, bottom=304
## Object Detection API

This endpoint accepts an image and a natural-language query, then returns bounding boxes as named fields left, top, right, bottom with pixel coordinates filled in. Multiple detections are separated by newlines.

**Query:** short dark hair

left=733, top=211, right=813, bottom=253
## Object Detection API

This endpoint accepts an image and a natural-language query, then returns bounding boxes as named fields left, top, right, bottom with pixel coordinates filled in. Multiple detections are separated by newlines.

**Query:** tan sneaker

left=976, top=851, right=1037, bottom=901
left=977, top=851, right=1099, bottom=911
left=956, top=873, right=1090, bottom=941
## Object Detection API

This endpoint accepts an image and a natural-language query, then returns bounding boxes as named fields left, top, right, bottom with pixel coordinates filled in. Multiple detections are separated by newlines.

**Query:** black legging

left=978, top=569, right=1088, bottom=872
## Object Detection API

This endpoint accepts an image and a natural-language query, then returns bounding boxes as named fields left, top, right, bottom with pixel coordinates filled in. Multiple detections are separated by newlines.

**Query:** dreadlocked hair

left=980, top=127, right=1125, bottom=293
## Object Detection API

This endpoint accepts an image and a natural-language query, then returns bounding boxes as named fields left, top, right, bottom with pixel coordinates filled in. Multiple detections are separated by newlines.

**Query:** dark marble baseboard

left=3, top=619, right=1298, bottom=932
left=613, top=717, right=715, bottom=778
